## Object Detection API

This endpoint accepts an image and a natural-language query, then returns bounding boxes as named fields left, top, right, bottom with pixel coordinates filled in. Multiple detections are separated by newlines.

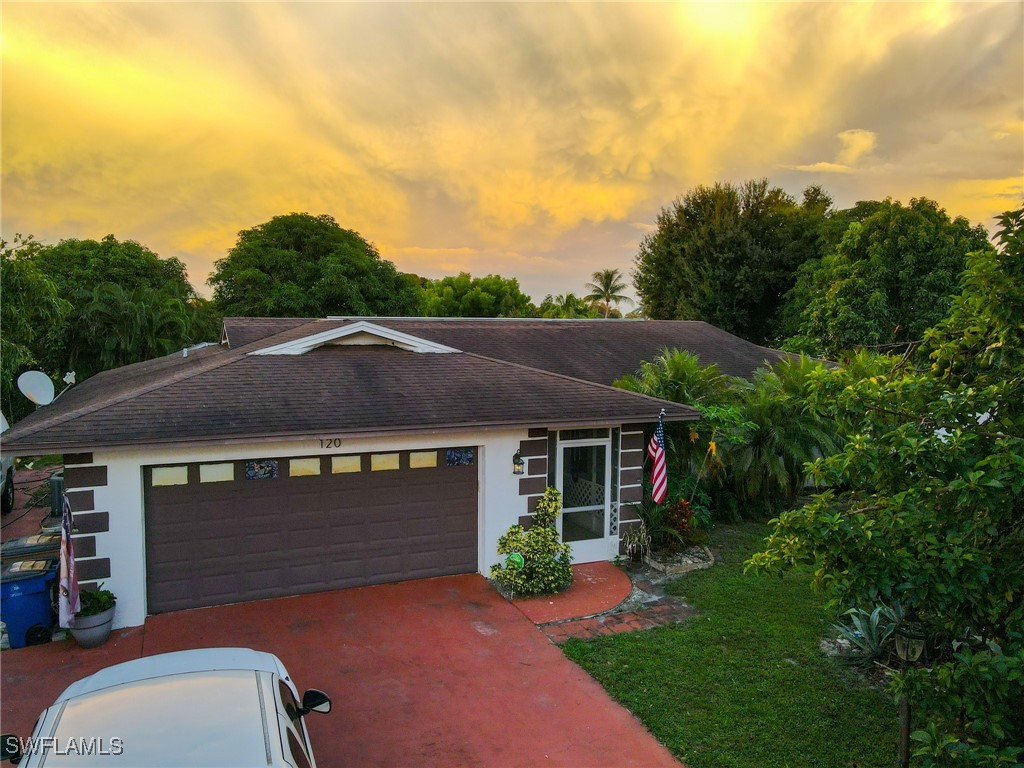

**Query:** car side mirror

left=1, top=734, right=22, bottom=764
left=300, top=689, right=331, bottom=715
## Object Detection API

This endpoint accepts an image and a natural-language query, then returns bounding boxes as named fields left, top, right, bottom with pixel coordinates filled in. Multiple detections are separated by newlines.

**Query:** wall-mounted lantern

left=512, top=450, right=525, bottom=475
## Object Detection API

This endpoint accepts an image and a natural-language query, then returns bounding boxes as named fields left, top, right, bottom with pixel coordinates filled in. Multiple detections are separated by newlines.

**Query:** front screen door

left=557, top=439, right=611, bottom=562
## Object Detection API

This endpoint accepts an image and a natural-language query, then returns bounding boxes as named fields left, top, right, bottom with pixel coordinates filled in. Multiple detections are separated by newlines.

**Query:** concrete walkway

left=1, top=574, right=680, bottom=768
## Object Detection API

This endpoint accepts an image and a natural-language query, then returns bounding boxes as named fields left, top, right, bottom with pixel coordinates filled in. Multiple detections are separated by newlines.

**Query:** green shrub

left=490, top=487, right=573, bottom=596
left=78, top=585, right=116, bottom=617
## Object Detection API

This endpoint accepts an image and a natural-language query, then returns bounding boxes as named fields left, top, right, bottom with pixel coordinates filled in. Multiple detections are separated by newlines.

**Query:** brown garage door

left=144, top=449, right=478, bottom=613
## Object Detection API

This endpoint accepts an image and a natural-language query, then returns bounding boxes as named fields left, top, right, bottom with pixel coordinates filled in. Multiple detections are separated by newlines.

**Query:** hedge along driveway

left=563, top=523, right=898, bottom=768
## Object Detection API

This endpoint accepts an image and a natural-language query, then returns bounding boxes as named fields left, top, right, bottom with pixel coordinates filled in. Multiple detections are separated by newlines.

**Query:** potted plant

left=70, top=585, right=116, bottom=648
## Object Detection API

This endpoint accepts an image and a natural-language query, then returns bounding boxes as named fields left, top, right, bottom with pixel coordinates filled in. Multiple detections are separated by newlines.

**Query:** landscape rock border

left=643, top=545, right=715, bottom=575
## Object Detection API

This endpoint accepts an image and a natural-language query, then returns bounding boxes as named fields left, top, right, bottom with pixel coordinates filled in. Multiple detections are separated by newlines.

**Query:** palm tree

left=70, top=283, right=192, bottom=376
left=584, top=269, right=633, bottom=318
left=539, top=293, right=596, bottom=319
left=727, top=359, right=842, bottom=509
left=614, top=349, right=746, bottom=480
left=614, top=348, right=741, bottom=407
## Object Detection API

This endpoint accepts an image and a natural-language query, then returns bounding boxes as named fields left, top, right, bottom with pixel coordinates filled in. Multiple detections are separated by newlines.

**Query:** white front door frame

left=555, top=434, right=613, bottom=562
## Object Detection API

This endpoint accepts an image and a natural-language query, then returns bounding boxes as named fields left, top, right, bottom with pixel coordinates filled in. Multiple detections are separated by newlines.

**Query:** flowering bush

left=490, top=487, right=573, bottom=596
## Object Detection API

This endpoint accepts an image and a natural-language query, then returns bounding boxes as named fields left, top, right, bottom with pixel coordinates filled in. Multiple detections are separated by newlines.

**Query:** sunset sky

left=3, top=2, right=1022, bottom=302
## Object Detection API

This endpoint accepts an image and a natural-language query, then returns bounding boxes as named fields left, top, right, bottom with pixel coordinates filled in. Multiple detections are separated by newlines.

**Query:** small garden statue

left=490, top=487, right=573, bottom=597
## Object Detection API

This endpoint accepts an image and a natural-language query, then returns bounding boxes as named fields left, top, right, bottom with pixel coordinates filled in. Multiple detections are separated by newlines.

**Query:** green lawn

left=563, top=523, right=897, bottom=768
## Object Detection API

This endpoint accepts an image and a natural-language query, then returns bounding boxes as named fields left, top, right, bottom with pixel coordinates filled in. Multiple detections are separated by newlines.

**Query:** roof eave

left=0, top=411, right=698, bottom=457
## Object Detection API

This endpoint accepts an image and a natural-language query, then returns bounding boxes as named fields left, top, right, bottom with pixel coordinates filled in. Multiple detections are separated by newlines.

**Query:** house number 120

left=320, top=438, right=344, bottom=449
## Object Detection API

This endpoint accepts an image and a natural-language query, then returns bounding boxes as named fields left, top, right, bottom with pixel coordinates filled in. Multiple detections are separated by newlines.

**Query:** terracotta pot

left=70, top=605, right=115, bottom=648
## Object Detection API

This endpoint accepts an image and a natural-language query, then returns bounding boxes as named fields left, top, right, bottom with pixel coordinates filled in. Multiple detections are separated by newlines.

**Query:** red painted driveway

left=2, top=574, right=679, bottom=767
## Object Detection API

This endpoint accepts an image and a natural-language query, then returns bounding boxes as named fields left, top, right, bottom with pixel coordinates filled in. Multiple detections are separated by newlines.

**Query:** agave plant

left=833, top=603, right=902, bottom=661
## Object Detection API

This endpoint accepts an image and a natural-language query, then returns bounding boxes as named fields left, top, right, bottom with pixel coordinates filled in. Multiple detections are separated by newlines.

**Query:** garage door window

left=152, top=466, right=188, bottom=486
left=332, top=455, right=361, bottom=473
left=245, top=459, right=278, bottom=480
left=199, top=463, right=234, bottom=483
left=410, top=451, right=438, bottom=468
left=446, top=448, right=474, bottom=466
left=371, top=453, right=400, bottom=471
left=289, top=458, right=321, bottom=477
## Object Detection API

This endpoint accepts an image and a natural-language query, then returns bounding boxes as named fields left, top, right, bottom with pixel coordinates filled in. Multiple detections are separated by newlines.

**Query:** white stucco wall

left=91, top=428, right=530, bottom=629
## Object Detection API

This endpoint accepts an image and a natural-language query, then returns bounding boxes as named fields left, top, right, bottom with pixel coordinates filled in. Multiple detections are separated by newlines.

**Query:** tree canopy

left=15, top=234, right=215, bottom=391
left=633, top=180, right=828, bottom=343
left=208, top=213, right=421, bottom=318
left=749, top=208, right=1024, bottom=764
left=782, top=198, right=992, bottom=357
left=420, top=272, right=533, bottom=317
left=33, top=234, right=195, bottom=300
left=0, top=235, right=71, bottom=420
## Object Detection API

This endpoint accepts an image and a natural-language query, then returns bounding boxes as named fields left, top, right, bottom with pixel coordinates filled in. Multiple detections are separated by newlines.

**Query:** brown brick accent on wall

left=518, top=476, right=547, bottom=495
left=518, top=433, right=550, bottom=531
left=621, top=432, right=645, bottom=451
left=619, top=505, right=642, bottom=522
left=518, top=438, right=548, bottom=458
left=526, top=457, right=546, bottom=476
left=620, top=485, right=643, bottom=504
left=617, top=429, right=646, bottom=522
left=72, top=512, right=109, bottom=534
left=65, top=463, right=111, bottom=591
left=72, top=536, right=96, bottom=558
left=66, top=490, right=94, bottom=512
left=620, top=467, right=643, bottom=487
left=620, top=448, right=644, bottom=466
left=76, top=558, right=110, bottom=581
left=64, top=465, right=108, bottom=489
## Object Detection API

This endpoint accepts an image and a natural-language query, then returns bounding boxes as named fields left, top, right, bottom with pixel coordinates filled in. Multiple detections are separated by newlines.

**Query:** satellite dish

left=18, top=371, right=55, bottom=406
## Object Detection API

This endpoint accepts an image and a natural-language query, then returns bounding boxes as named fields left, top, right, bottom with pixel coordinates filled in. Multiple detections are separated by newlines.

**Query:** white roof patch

left=248, top=320, right=460, bottom=356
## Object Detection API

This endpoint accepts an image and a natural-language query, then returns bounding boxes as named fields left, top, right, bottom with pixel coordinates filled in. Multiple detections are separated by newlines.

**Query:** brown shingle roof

left=223, top=317, right=791, bottom=383
left=2, top=326, right=698, bottom=453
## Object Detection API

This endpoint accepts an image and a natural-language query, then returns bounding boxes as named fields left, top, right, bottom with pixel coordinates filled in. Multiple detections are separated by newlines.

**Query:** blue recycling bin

left=0, top=559, right=57, bottom=649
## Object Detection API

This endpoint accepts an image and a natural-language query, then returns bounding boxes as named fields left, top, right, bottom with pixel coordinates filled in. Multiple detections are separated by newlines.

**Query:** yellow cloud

left=2, top=2, right=1021, bottom=302
left=836, top=129, right=878, bottom=166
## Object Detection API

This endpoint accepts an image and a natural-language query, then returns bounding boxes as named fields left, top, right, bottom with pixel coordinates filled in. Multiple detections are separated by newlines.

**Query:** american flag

left=58, top=492, right=80, bottom=628
left=647, top=410, right=668, bottom=504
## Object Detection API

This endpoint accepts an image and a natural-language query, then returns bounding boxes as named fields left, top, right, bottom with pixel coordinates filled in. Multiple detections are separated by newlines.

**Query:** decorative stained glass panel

left=446, top=447, right=475, bottom=466
left=245, top=459, right=278, bottom=480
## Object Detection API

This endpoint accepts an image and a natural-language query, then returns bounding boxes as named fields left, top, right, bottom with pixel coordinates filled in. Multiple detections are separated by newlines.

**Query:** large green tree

left=32, top=235, right=213, bottom=378
left=783, top=198, right=992, bottom=357
left=34, top=234, right=196, bottom=299
left=209, top=213, right=421, bottom=318
left=749, top=209, right=1024, bottom=765
left=19, top=234, right=213, bottom=389
left=633, top=180, right=828, bottom=343
left=0, top=235, right=71, bottom=420
left=420, top=272, right=533, bottom=317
